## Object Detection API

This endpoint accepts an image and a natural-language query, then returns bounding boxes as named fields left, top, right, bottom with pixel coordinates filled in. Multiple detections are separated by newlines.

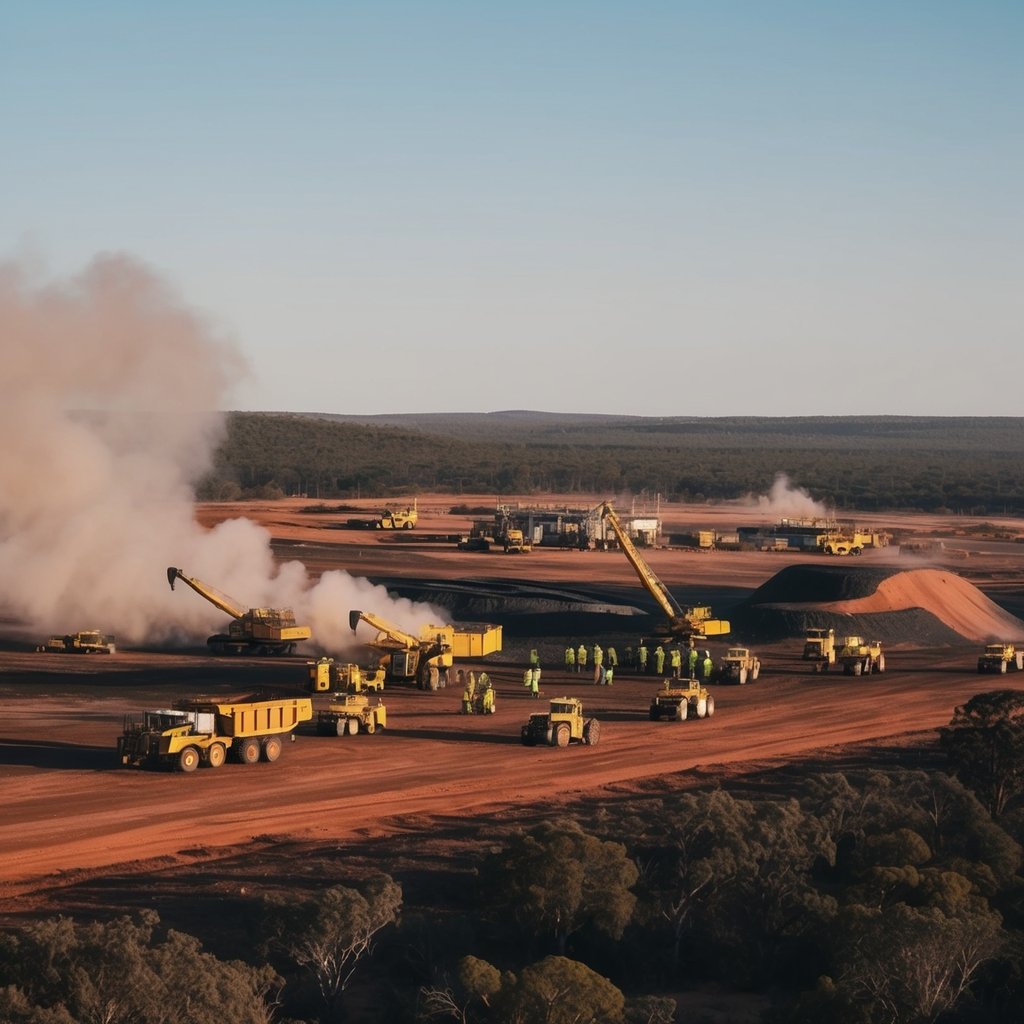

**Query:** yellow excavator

left=596, top=502, right=729, bottom=644
left=167, top=567, right=312, bottom=656
left=348, top=608, right=502, bottom=689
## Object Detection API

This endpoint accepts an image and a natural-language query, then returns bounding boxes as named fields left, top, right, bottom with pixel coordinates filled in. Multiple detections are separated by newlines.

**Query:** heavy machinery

left=838, top=636, right=885, bottom=676
left=37, top=630, right=116, bottom=654
left=820, top=526, right=890, bottom=556
left=308, top=658, right=385, bottom=694
left=166, top=566, right=312, bottom=656
left=503, top=527, right=532, bottom=553
left=977, top=643, right=1024, bottom=674
left=649, top=680, right=715, bottom=721
left=597, top=502, right=730, bottom=644
left=377, top=501, right=418, bottom=530
left=717, top=647, right=761, bottom=684
left=349, top=609, right=502, bottom=689
left=118, top=693, right=312, bottom=772
left=315, top=694, right=387, bottom=736
left=803, top=627, right=837, bottom=672
left=521, top=696, right=600, bottom=747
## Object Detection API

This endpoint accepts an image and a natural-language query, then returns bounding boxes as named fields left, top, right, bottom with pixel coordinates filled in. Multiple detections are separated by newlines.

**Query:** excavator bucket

left=349, top=609, right=362, bottom=632
left=166, top=567, right=179, bottom=591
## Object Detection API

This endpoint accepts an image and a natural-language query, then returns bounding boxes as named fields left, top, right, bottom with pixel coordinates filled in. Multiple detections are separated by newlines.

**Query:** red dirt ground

left=2, top=495, right=1023, bottom=913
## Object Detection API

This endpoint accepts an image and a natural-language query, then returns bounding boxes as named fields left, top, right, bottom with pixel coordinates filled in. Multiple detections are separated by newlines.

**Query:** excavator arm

left=166, top=567, right=247, bottom=621
left=348, top=609, right=419, bottom=651
left=596, top=503, right=729, bottom=641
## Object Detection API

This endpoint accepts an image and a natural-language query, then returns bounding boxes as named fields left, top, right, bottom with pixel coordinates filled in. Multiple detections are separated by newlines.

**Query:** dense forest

left=2, top=691, right=1024, bottom=1024
left=198, top=412, right=1024, bottom=515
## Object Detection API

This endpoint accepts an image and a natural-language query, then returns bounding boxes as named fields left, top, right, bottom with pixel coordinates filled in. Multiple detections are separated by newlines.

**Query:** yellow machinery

left=597, top=502, right=730, bottom=643
left=838, top=636, right=885, bottom=676
left=717, top=647, right=761, bottom=684
left=316, top=694, right=387, bottom=736
left=167, top=567, right=312, bottom=656
left=308, top=657, right=385, bottom=693
left=803, top=627, right=837, bottom=672
left=649, top=679, right=715, bottom=721
left=377, top=500, right=418, bottom=530
left=37, top=630, right=116, bottom=654
left=819, top=526, right=890, bottom=556
left=118, top=693, right=312, bottom=772
left=349, top=609, right=502, bottom=689
left=977, top=643, right=1024, bottom=674
left=503, top=528, right=532, bottom=553
left=521, top=697, right=600, bottom=747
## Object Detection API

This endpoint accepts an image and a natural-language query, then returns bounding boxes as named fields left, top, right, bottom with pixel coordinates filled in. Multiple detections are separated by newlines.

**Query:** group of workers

left=459, top=669, right=495, bottom=714
left=563, top=642, right=715, bottom=681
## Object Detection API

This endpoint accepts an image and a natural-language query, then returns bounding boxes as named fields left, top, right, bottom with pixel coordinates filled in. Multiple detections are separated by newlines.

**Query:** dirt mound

left=732, top=565, right=1024, bottom=645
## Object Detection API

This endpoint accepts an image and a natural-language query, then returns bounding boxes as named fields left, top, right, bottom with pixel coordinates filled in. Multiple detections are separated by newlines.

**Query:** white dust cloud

left=742, top=472, right=832, bottom=519
left=0, top=253, right=443, bottom=651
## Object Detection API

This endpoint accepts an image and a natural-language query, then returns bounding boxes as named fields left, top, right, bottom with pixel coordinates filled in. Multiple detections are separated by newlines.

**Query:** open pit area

left=2, top=495, right=1024, bottom=923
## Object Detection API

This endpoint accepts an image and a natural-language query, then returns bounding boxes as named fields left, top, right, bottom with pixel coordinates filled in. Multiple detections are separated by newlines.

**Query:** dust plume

left=741, top=472, right=832, bottom=519
left=0, top=254, right=443, bottom=651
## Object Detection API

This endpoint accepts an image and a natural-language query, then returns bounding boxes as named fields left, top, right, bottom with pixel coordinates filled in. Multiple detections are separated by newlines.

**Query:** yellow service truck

left=118, top=694, right=313, bottom=772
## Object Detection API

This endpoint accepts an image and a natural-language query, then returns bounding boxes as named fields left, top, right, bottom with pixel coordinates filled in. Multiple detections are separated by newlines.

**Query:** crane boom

left=348, top=608, right=421, bottom=651
left=596, top=502, right=729, bottom=642
left=167, top=567, right=247, bottom=620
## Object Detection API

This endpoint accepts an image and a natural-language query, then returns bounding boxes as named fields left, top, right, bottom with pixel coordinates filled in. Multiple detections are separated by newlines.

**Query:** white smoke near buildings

left=742, top=472, right=832, bottom=520
left=0, top=253, right=443, bottom=651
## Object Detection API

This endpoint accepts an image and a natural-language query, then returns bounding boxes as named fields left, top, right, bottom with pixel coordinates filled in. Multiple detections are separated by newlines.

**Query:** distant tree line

left=197, top=413, right=1024, bottom=515
left=3, top=693, right=1024, bottom=1023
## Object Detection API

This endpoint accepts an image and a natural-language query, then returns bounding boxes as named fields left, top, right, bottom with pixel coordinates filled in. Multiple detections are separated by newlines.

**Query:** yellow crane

left=167, top=566, right=312, bottom=656
left=596, top=502, right=729, bottom=644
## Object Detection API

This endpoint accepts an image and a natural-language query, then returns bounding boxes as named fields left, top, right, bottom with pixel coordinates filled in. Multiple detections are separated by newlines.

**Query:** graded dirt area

left=2, top=495, right=1024, bottom=917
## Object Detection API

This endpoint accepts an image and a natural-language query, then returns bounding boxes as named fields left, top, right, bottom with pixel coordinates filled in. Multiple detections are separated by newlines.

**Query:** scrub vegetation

left=200, top=412, right=1024, bottom=514
left=3, top=697, right=1024, bottom=1024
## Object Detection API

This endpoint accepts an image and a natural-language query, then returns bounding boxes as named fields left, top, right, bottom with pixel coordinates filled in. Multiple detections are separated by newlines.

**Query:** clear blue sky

left=4, top=1, right=1021, bottom=416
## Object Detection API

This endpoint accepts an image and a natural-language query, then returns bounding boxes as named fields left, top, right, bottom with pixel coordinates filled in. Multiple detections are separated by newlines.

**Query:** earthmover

left=377, top=501, right=418, bottom=530
left=307, top=657, right=385, bottom=694
left=649, top=679, right=715, bottom=721
left=717, top=646, right=761, bottom=684
left=349, top=609, right=502, bottom=689
left=597, top=502, right=729, bottom=644
left=316, top=694, right=387, bottom=736
left=803, top=627, right=837, bottom=672
left=838, top=636, right=885, bottom=676
left=118, top=693, right=312, bottom=772
left=37, top=630, right=116, bottom=654
left=503, top=527, right=532, bottom=554
left=977, top=643, right=1024, bottom=674
left=521, top=696, right=600, bottom=747
left=167, top=567, right=312, bottom=656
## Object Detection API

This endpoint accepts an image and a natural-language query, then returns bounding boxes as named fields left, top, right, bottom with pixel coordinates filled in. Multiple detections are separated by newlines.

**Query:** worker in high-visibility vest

left=654, top=645, right=666, bottom=675
left=565, top=646, right=576, bottom=672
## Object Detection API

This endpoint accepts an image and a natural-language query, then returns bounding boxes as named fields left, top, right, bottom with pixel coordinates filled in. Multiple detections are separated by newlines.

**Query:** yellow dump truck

left=377, top=501, right=418, bottom=529
left=977, top=643, right=1024, bottom=674
left=316, top=694, right=387, bottom=736
left=118, top=693, right=313, bottom=772
left=838, top=636, right=885, bottom=676
left=521, top=697, right=600, bottom=747
left=803, top=627, right=837, bottom=672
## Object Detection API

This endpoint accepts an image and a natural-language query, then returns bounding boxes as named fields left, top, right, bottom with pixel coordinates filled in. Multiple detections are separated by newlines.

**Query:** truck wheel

left=207, top=743, right=226, bottom=768
left=695, top=698, right=707, bottom=718
left=1000, top=660, right=1007, bottom=674
left=178, top=746, right=200, bottom=773
left=521, top=727, right=534, bottom=746
left=262, top=736, right=283, bottom=763
left=333, top=718, right=346, bottom=737
left=877, top=654, right=885, bottom=673
left=584, top=719, right=601, bottom=746
left=555, top=723, right=570, bottom=747
left=751, top=663, right=760, bottom=681
left=1017, top=653, right=1024, bottom=671
left=239, top=737, right=261, bottom=765
left=347, top=717, right=360, bottom=736
left=850, top=662, right=861, bottom=676
left=675, top=702, right=688, bottom=722
left=738, top=667, right=748, bottom=685
left=705, top=695, right=715, bottom=717
left=365, top=720, right=376, bottom=735
left=649, top=706, right=659, bottom=721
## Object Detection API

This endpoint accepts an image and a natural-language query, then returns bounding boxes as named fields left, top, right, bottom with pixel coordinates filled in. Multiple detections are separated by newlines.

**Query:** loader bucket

left=348, top=609, right=362, bottom=632
left=166, top=567, right=180, bottom=590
